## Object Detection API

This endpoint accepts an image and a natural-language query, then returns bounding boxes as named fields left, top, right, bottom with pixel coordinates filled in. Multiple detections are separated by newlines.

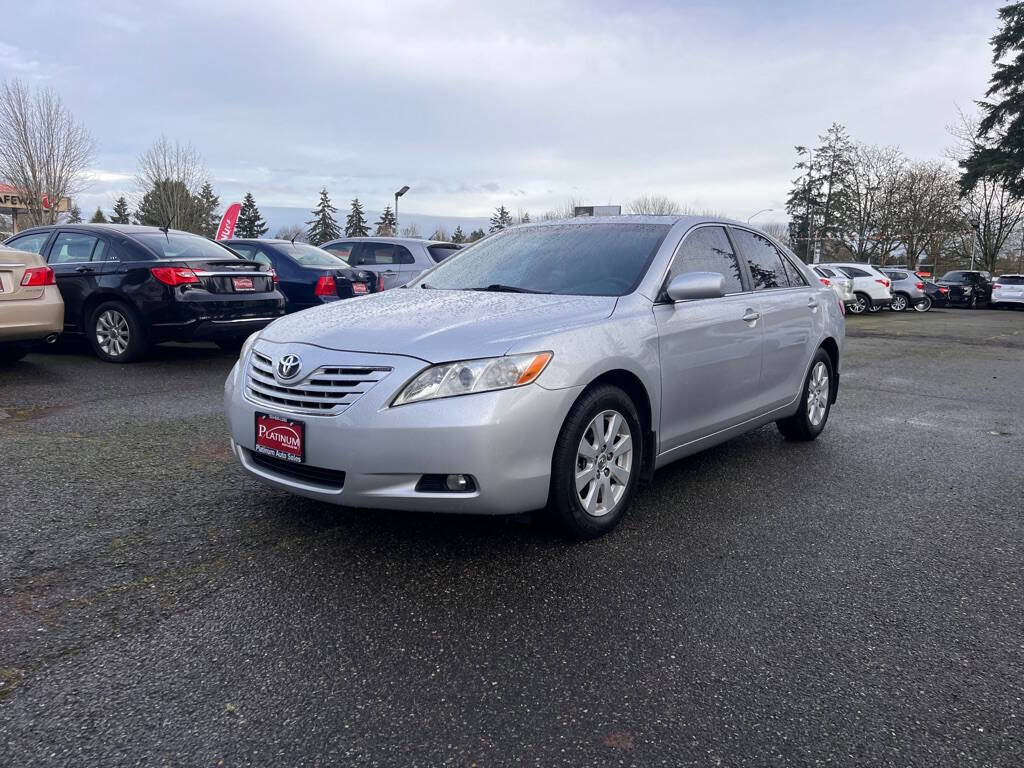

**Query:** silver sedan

left=224, top=216, right=844, bottom=538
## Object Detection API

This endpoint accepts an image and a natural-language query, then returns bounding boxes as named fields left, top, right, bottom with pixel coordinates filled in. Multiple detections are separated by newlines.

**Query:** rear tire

left=776, top=348, right=833, bottom=442
left=867, top=301, right=883, bottom=313
left=87, top=301, right=149, bottom=363
left=0, top=344, right=29, bottom=363
left=547, top=385, right=642, bottom=540
left=849, top=292, right=870, bottom=314
left=913, top=297, right=932, bottom=312
left=890, top=293, right=909, bottom=312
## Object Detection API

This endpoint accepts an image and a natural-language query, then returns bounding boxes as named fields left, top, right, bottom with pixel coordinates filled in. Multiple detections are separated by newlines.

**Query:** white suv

left=819, top=263, right=892, bottom=314
left=991, top=274, right=1024, bottom=308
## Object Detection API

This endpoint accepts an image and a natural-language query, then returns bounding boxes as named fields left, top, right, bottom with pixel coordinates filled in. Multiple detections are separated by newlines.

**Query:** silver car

left=319, top=237, right=461, bottom=289
left=225, top=217, right=844, bottom=538
left=812, top=265, right=856, bottom=308
left=881, top=269, right=928, bottom=312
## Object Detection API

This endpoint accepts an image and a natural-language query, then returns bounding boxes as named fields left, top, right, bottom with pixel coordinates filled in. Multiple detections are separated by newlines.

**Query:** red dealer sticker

left=254, top=413, right=305, bottom=463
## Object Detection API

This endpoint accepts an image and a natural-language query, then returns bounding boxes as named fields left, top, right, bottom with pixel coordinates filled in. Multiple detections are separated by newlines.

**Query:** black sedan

left=4, top=224, right=286, bottom=362
left=936, top=270, right=993, bottom=308
left=921, top=279, right=950, bottom=308
left=225, top=239, right=381, bottom=312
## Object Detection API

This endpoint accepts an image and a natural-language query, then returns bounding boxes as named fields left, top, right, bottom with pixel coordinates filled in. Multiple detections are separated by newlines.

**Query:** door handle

left=382, top=270, right=398, bottom=277
left=75, top=266, right=94, bottom=274
left=807, top=297, right=819, bottom=309
left=742, top=309, right=760, bottom=323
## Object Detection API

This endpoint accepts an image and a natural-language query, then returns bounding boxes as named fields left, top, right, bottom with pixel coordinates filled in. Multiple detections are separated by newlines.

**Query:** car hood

left=259, top=288, right=618, bottom=362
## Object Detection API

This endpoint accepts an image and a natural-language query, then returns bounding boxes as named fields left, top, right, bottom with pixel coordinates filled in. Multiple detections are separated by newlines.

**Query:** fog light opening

left=415, top=474, right=477, bottom=493
left=446, top=474, right=469, bottom=492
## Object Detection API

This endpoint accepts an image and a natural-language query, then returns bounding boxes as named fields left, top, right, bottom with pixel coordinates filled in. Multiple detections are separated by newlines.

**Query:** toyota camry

left=224, top=216, right=844, bottom=538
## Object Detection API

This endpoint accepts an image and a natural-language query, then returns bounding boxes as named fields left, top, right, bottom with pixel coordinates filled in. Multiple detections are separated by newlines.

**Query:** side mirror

left=666, top=271, right=726, bottom=302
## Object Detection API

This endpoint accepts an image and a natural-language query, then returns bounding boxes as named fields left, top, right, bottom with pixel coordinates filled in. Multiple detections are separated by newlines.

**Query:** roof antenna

left=159, top=218, right=171, bottom=239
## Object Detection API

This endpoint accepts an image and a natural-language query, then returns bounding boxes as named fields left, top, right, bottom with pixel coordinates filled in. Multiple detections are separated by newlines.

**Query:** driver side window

left=662, top=226, right=744, bottom=299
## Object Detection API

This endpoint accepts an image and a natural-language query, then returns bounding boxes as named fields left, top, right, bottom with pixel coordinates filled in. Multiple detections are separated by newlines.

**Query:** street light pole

left=747, top=208, right=773, bottom=223
left=394, top=185, right=410, bottom=235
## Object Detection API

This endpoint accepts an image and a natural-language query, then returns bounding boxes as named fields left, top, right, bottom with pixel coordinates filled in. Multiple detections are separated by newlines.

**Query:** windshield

left=412, top=223, right=670, bottom=296
left=281, top=242, right=348, bottom=267
left=134, top=232, right=241, bottom=260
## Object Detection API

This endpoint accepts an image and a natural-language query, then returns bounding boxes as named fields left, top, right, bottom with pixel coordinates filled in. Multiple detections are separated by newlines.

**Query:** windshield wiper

left=471, top=283, right=547, bottom=294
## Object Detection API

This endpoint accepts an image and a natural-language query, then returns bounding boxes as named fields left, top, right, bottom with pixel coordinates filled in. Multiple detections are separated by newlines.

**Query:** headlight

left=392, top=352, right=553, bottom=406
left=239, top=331, right=260, bottom=361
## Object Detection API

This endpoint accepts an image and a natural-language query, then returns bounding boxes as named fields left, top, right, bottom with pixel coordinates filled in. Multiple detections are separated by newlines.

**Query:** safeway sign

left=0, top=183, right=70, bottom=213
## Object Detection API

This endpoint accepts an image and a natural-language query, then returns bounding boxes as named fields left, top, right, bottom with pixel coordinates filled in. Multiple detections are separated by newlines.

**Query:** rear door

left=730, top=227, right=820, bottom=412
left=654, top=225, right=764, bottom=452
left=44, top=230, right=108, bottom=331
left=351, top=242, right=409, bottom=289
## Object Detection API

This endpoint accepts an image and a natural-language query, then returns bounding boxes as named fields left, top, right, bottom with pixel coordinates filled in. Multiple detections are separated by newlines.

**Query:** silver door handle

left=742, top=310, right=760, bottom=323
left=808, top=297, right=819, bottom=309
left=382, top=270, right=398, bottom=276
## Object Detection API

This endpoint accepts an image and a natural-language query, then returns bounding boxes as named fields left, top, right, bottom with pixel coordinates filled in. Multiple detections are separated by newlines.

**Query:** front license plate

left=233, top=276, right=255, bottom=292
left=254, top=412, right=305, bottom=463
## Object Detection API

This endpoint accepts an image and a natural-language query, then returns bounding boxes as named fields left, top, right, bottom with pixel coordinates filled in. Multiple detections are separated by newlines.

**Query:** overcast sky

left=2, top=0, right=1003, bottom=222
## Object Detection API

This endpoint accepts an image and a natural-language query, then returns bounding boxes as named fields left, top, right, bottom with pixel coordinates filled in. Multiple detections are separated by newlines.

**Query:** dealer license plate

left=254, top=412, right=305, bottom=463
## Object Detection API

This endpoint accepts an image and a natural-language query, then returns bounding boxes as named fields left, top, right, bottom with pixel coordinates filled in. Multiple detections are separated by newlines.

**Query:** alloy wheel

left=807, top=361, right=830, bottom=427
left=891, top=294, right=908, bottom=312
left=914, top=297, right=932, bottom=312
left=850, top=295, right=868, bottom=314
left=96, top=309, right=130, bottom=358
left=575, top=409, right=633, bottom=518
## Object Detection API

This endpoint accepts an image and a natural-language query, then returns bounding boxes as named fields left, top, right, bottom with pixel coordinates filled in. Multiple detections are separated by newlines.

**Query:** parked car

left=225, top=217, right=844, bottom=539
left=990, top=274, right=1024, bottom=308
left=4, top=224, right=286, bottom=363
left=319, top=237, right=462, bottom=289
left=0, top=244, right=64, bottom=362
left=881, top=269, right=929, bottom=312
left=936, top=270, right=993, bottom=308
left=818, top=262, right=892, bottom=314
left=225, top=239, right=382, bottom=312
left=918, top=279, right=950, bottom=310
left=812, top=265, right=855, bottom=308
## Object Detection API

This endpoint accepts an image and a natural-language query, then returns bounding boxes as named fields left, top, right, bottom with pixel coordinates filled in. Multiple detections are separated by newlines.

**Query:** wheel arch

left=574, top=368, right=657, bottom=482
left=818, top=337, right=840, bottom=403
left=81, top=290, right=140, bottom=330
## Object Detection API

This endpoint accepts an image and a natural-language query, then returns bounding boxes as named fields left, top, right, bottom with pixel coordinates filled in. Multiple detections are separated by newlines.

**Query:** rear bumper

left=0, top=286, right=64, bottom=342
left=149, top=293, right=286, bottom=341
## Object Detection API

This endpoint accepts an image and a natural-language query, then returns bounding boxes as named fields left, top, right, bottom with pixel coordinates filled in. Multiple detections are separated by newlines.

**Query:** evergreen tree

left=467, top=228, right=486, bottom=242
left=962, top=2, right=1024, bottom=195
left=305, top=188, right=342, bottom=245
left=133, top=179, right=203, bottom=231
left=451, top=225, right=466, bottom=244
left=196, top=182, right=220, bottom=239
left=345, top=197, right=369, bottom=237
left=89, top=206, right=107, bottom=223
left=236, top=192, right=268, bottom=238
left=111, top=196, right=131, bottom=224
left=67, top=204, right=82, bottom=223
left=489, top=205, right=513, bottom=232
left=374, top=205, right=397, bottom=236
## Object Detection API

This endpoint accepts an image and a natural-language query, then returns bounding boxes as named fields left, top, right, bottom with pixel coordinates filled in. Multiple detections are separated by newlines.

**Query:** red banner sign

left=216, top=202, right=242, bottom=240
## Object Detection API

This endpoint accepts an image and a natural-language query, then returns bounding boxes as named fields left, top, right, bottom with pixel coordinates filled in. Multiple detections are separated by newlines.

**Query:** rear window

left=996, top=275, right=1024, bottom=285
left=941, top=271, right=977, bottom=282
left=134, top=232, right=240, bottom=260
left=839, top=266, right=870, bottom=279
left=886, top=271, right=908, bottom=281
left=428, top=244, right=461, bottom=263
left=281, top=243, right=347, bottom=267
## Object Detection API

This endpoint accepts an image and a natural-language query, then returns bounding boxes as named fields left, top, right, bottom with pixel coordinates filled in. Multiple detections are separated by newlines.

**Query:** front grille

left=246, top=350, right=391, bottom=414
left=249, top=450, right=346, bottom=489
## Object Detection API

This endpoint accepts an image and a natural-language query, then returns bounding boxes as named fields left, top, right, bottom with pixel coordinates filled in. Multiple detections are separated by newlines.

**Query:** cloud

left=2, top=0, right=1001, bottom=221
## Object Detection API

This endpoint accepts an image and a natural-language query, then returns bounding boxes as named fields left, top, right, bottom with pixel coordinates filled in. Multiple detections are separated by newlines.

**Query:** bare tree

left=400, top=221, right=421, bottom=238
left=0, top=79, right=95, bottom=227
left=274, top=224, right=307, bottom=242
left=627, top=193, right=681, bottom=215
left=429, top=225, right=449, bottom=241
left=946, top=110, right=1024, bottom=273
left=840, top=143, right=905, bottom=263
left=134, top=136, right=208, bottom=231
left=895, top=160, right=959, bottom=269
left=541, top=197, right=583, bottom=221
left=761, top=221, right=791, bottom=244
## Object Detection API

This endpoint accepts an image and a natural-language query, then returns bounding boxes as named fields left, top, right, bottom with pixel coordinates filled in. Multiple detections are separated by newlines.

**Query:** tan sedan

left=0, top=244, right=63, bottom=362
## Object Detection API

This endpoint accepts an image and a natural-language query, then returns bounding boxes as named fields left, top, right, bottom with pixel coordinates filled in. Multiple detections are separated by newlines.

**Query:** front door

left=730, top=228, right=819, bottom=411
left=352, top=242, right=412, bottom=289
left=654, top=225, right=764, bottom=453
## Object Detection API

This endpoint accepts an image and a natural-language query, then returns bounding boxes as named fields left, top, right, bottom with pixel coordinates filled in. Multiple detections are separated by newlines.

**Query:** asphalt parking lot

left=1, top=308, right=1022, bottom=767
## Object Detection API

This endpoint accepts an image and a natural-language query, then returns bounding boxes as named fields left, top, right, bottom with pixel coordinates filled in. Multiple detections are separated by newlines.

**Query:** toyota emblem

left=277, top=353, right=302, bottom=380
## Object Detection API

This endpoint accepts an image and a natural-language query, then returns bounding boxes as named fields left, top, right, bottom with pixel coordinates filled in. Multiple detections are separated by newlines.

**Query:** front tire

left=88, top=301, right=149, bottom=363
left=849, top=292, right=870, bottom=315
left=548, top=385, right=642, bottom=539
left=776, top=348, right=833, bottom=442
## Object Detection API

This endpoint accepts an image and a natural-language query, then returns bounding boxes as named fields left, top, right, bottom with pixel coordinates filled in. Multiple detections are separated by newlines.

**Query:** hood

left=260, top=287, right=618, bottom=362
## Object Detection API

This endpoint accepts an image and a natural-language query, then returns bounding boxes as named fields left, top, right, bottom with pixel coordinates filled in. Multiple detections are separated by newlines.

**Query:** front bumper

left=224, top=340, right=583, bottom=515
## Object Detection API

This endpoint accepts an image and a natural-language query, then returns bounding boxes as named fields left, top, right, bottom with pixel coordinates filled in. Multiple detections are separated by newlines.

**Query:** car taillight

left=151, top=266, right=200, bottom=286
left=314, top=275, right=337, bottom=296
left=876, top=278, right=890, bottom=288
left=915, top=282, right=925, bottom=291
left=378, top=273, right=384, bottom=292
left=269, top=268, right=279, bottom=285
left=993, top=283, right=1002, bottom=290
left=940, top=287, right=949, bottom=294
left=20, top=266, right=56, bottom=286
left=819, top=277, right=831, bottom=287
left=838, top=296, right=845, bottom=315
